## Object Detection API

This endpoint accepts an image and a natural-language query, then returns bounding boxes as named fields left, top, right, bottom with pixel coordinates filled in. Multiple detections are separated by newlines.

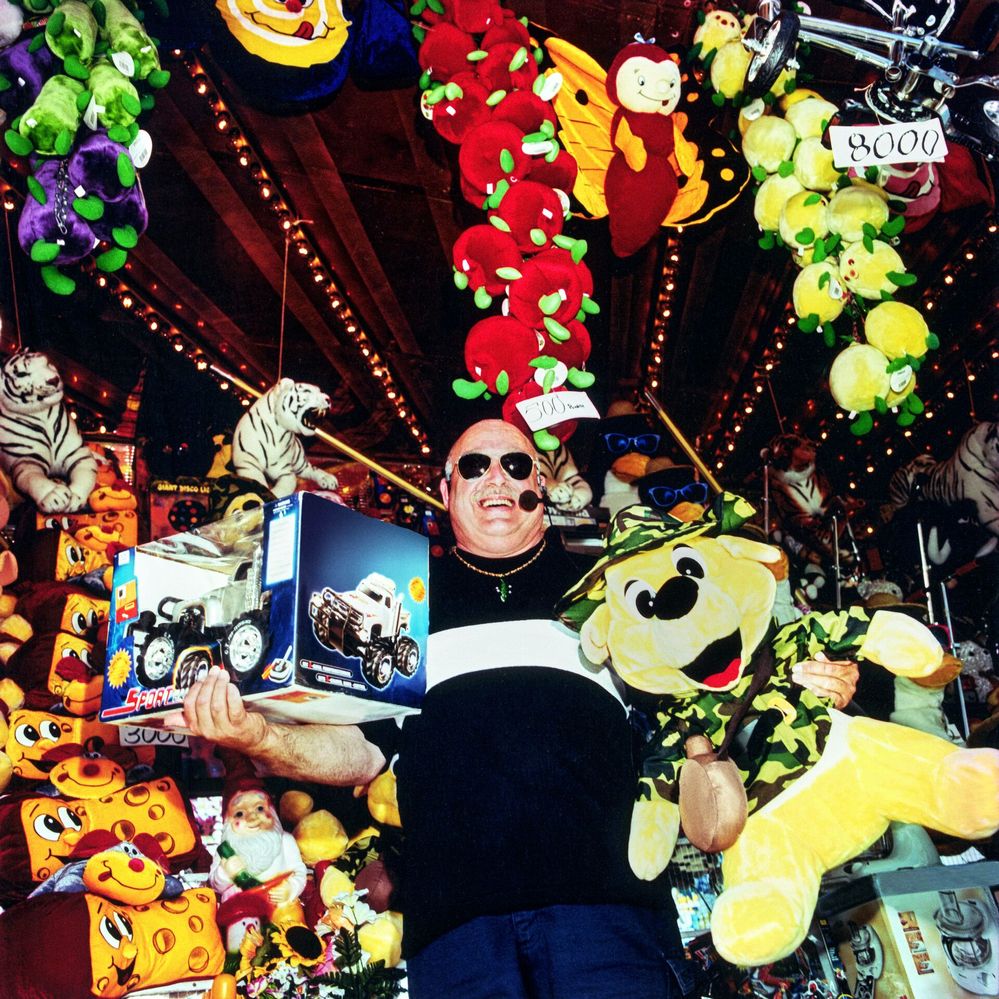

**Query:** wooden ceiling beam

left=241, top=104, right=433, bottom=421
left=125, top=243, right=275, bottom=389
left=150, top=91, right=383, bottom=411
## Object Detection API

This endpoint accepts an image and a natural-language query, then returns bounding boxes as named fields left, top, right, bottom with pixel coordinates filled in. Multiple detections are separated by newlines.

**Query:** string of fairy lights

left=175, top=50, right=431, bottom=457
left=703, top=217, right=997, bottom=480
left=641, top=234, right=683, bottom=396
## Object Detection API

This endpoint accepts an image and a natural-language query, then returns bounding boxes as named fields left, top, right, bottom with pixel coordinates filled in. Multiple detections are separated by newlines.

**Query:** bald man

left=171, top=419, right=855, bottom=998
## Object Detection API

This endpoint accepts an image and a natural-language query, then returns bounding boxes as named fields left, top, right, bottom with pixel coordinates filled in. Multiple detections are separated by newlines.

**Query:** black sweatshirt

left=396, top=528, right=677, bottom=957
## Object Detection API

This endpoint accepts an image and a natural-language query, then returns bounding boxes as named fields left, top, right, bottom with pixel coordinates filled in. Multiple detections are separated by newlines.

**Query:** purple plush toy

left=90, top=173, right=148, bottom=245
left=67, top=129, right=138, bottom=204
left=17, top=158, right=97, bottom=265
left=0, top=36, right=56, bottom=118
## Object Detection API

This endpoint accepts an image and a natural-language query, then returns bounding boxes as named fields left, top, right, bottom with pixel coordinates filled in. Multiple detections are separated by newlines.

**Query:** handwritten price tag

left=515, top=390, right=600, bottom=431
left=829, top=118, right=946, bottom=170
left=119, top=725, right=189, bottom=747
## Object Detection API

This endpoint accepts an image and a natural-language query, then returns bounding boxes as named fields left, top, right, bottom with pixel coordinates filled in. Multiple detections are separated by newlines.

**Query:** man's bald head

left=441, top=419, right=545, bottom=558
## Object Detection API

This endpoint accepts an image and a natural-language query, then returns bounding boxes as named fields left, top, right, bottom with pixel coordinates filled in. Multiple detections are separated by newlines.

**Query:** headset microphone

left=518, top=490, right=543, bottom=511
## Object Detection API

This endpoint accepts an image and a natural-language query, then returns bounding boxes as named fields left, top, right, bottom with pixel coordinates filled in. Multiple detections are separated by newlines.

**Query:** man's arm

left=163, top=668, right=386, bottom=785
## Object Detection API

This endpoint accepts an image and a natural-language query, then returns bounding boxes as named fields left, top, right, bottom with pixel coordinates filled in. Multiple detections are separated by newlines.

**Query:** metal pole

left=211, top=365, right=446, bottom=512
left=914, top=518, right=937, bottom=624
left=832, top=513, right=842, bottom=610
left=938, top=581, right=970, bottom=741
left=763, top=456, right=771, bottom=541
left=642, top=388, right=724, bottom=494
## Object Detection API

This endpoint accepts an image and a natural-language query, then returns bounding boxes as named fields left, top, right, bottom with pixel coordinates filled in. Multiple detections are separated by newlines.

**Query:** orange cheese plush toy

left=0, top=886, right=225, bottom=998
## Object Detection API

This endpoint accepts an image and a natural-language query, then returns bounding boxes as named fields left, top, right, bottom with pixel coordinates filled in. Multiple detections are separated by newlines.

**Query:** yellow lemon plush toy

left=559, top=495, right=999, bottom=968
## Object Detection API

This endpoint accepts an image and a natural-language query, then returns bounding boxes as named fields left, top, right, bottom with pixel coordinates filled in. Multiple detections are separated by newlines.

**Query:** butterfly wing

left=544, top=37, right=615, bottom=219
left=664, top=100, right=750, bottom=226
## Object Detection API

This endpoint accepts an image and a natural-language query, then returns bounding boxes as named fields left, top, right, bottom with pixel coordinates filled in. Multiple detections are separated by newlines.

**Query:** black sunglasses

left=645, top=481, right=709, bottom=509
left=602, top=432, right=661, bottom=455
left=455, top=451, right=535, bottom=481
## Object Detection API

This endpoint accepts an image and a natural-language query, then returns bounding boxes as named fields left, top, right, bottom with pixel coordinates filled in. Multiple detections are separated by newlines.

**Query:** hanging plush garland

left=412, top=0, right=597, bottom=451
left=1, top=0, right=169, bottom=295
left=688, top=5, right=940, bottom=436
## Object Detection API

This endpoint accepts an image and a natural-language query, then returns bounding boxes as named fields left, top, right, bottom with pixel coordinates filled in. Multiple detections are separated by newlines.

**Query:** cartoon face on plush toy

left=7, top=710, right=75, bottom=780
left=581, top=534, right=780, bottom=695
left=82, top=840, right=165, bottom=905
left=85, top=889, right=222, bottom=996
left=22, top=795, right=88, bottom=880
left=51, top=753, right=127, bottom=799
left=218, top=0, right=352, bottom=67
left=48, top=632, right=104, bottom=716
left=611, top=50, right=681, bottom=116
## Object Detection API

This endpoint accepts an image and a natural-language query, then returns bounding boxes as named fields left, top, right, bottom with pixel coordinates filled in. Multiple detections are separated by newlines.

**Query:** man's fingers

left=225, top=678, right=250, bottom=727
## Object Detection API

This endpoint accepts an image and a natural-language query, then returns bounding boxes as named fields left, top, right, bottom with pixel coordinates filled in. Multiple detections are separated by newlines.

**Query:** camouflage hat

left=557, top=491, right=757, bottom=630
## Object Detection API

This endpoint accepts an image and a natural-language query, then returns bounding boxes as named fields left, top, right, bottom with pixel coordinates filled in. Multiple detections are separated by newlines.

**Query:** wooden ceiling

left=0, top=0, right=996, bottom=493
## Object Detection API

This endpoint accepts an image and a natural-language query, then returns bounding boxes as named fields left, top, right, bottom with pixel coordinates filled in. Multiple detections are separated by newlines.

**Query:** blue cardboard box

left=100, top=493, right=428, bottom=726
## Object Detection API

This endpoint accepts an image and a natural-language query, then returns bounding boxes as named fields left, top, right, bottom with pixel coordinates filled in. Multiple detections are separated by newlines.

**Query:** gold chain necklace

left=450, top=537, right=548, bottom=602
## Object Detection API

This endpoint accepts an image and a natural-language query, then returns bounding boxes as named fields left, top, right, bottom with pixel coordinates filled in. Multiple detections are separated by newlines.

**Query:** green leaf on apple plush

left=452, top=378, right=487, bottom=400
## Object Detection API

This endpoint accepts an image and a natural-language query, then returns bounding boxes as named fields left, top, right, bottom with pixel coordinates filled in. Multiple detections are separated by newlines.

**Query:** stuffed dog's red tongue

left=701, top=657, right=742, bottom=689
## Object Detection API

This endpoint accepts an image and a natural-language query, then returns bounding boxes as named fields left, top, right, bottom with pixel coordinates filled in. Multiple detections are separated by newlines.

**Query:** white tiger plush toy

left=537, top=441, right=592, bottom=512
left=889, top=421, right=999, bottom=536
left=0, top=349, right=97, bottom=513
left=232, top=378, right=338, bottom=498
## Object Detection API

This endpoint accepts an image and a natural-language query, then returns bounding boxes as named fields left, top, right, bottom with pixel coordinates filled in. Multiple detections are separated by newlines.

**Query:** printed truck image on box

left=101, top=493, right=428, bottom=727
left=128, top=546, right=271, bottom=690
left=309, top=572, right=420, bottom=689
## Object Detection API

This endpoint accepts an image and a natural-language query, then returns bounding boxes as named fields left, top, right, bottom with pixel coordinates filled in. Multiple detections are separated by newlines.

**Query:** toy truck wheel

left=394, top=636, right=420, bottom=677
left=173, top=649, right=212, bottom=691
left=222, top=618, right=268, bottom=682
left=362, top=646, right=395, bottom=689
left=136, top=633, right=176, bottom=688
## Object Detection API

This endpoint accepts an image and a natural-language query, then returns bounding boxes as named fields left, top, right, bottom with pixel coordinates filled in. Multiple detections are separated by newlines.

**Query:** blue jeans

left=406, top=904, right=695, bottom=999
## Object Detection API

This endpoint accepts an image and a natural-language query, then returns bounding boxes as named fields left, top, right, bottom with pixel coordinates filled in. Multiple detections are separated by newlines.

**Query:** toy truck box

left=100, top=492, right=428, bottom=727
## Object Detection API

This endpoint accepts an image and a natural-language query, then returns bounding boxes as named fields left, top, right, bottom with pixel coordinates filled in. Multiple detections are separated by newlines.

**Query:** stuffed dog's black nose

left=653, top=575, right=698, bottom=620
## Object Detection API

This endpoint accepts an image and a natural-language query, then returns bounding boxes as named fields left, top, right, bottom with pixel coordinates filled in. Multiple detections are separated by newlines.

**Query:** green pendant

left=497, top=578, right=509, bottom=602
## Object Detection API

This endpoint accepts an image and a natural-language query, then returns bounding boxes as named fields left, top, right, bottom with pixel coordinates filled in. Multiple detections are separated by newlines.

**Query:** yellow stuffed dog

left=559, top=494, right=999, bottom=968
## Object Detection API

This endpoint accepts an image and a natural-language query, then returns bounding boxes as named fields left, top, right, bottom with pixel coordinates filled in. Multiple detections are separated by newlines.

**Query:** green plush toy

left=17, top=73, right=84, bottom=155
left=103, top=0, right=163, bottom=82
left=85, top=57, right=141, bottom=128
left=44, top=0, right=98, bottom=74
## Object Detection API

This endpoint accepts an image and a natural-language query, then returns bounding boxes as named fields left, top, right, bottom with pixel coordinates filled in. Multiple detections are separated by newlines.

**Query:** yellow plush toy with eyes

left=559, top=494, right=999, bottom=968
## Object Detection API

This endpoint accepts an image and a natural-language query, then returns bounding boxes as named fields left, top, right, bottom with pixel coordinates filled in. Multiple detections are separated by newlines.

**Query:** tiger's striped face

left=0, top=349, right=63, bottom=416
left=983, top=423, right=999, bottom=470
left=273, top=380, right=329, bottom=437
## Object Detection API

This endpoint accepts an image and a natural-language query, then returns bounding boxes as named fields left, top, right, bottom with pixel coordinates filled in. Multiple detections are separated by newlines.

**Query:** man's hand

left=791, top=651, right=859, bottom=709
left=163, top=668, right=269, bottom=754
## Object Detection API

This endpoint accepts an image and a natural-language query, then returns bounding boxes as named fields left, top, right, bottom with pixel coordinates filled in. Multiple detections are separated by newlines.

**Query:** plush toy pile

left=687, top=7, right=948, bottom=435
left=0, top=0, right=168, bottom=294
left=413, top=0, right=599, bottom=450
left=0, top=356, right=405, bottom=999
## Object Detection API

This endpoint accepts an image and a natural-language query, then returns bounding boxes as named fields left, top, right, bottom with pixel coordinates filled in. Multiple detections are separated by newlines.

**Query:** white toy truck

left=308, top=572, right=420, bottom=688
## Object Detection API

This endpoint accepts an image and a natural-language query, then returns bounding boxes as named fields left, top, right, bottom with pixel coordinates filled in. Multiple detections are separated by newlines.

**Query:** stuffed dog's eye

left=671, top=546, right=706, bottom=579
left=623, top=579, right=657, bottom=619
